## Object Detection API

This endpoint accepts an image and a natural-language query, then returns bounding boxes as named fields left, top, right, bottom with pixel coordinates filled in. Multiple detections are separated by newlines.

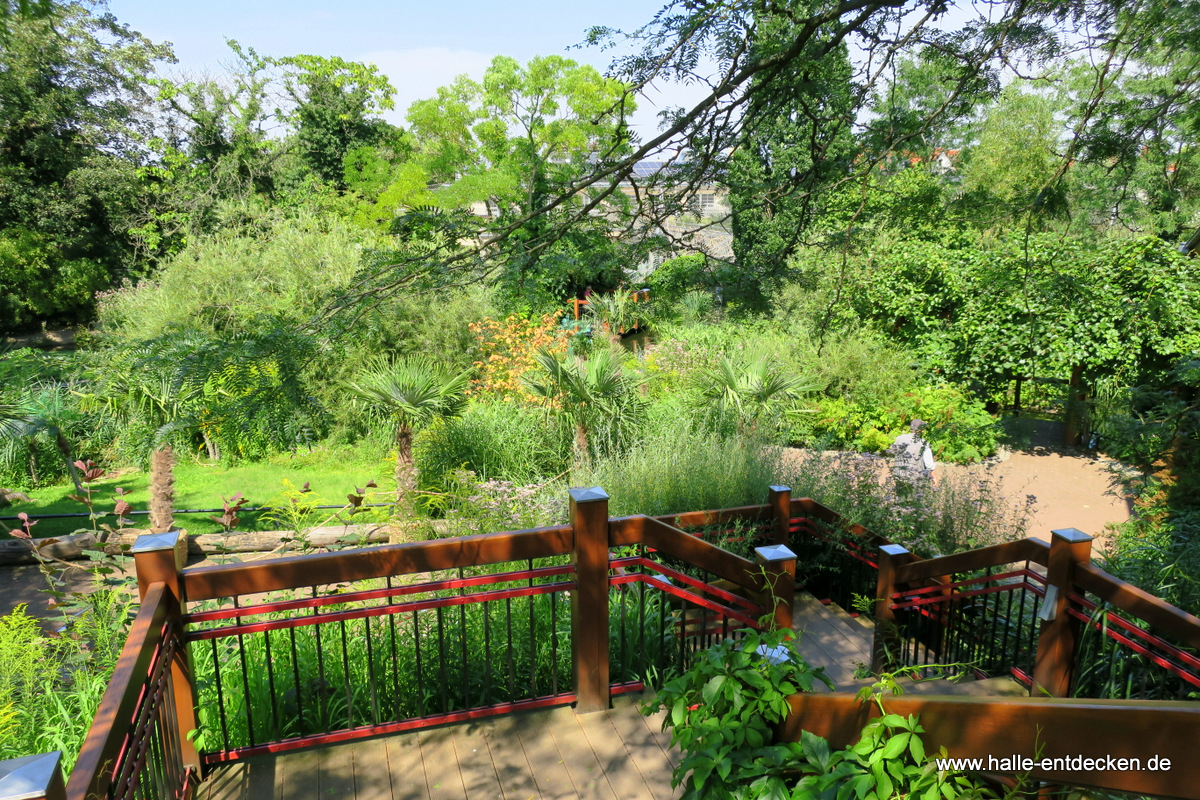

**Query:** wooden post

left=130, top=532, right=202, bottom=775
left=569, top=487, right=610, bottom=714
left=768, top=485, right=791, bottom=546
left=0, top=752, right=65, bottom=800
left=873, top=544, right=915, bottom=674
left=755, top=544, right=797, bottom=632
left=1032, top=528, right=1093, bottom=698
left=1064, top=365, right=1086, bottom=447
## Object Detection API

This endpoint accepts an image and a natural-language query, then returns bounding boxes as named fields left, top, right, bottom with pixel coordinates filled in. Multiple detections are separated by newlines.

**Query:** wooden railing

left=14, top=485, right=1200, bottom=800
left=47, top=486, right=793, bottom=797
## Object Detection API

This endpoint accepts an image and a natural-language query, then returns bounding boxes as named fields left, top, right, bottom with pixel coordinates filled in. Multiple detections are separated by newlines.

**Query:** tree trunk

left=574, top=422, right=590, bottom=466
left=395, top=427, right=415, bottom=505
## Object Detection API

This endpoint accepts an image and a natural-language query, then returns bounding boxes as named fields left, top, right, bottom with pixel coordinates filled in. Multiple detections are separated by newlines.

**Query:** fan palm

left=522, top=347, right=644, bottom=464
left=345, top=357, right=471, bottom=504
left=699, top=356, right=820, bottom=428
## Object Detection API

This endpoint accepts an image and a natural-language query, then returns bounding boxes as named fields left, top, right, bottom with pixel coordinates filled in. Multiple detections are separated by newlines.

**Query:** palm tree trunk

left=395, top=427, right=416, bottom=506
left=573, top=422, right=590, bottom=466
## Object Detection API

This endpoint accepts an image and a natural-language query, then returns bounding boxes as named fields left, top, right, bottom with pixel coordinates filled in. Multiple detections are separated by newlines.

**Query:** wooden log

left=0, top=532, right=98, bottom=565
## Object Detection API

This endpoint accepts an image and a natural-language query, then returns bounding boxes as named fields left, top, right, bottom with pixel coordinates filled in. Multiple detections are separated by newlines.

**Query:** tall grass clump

left=574, top=421, right=778, bottom=516
left=0, top=589, right=136, bottom=770
left=414, top=399, right=571, bottom=494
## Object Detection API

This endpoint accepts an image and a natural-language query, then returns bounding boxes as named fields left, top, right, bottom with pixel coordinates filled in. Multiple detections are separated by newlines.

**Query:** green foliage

left=646, top=627, right=832, bottom=799
left=794, top=385, right=998, bottom=463
left=83, top=326, right=325, bottom=463
left=0, top=592, right=136, bottom=771
left=522, top=347, right=647, bottom=461
left=0, top=2, right=172, bottom=331
left=413, top=399, right=571, bottom=495
left=646, top=254, right=713, bottom=307
left=574, top=420, right=779, bottom=517
left=96, top=209, right=377, bottom=340
left=777, top=449, right=1030, bottom=556
left=650, top=633, right=1000, bottom=800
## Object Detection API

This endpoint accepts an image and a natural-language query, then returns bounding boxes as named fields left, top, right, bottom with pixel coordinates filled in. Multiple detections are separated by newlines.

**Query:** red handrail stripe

left=186, top=581, right=573, bottom=641
left=893, top=568, right=1038, bottom=600
left=1067, top=607, right=1200, bottom=688
left=186, top=564, right=575, bottom=623
left=609, top=573, right=762, bottom=628
left=610, top=555, right=761, bottom=612
left=1069, top=593, right=1200, bottom=672
left=892, top=581, right=1030, bottom=610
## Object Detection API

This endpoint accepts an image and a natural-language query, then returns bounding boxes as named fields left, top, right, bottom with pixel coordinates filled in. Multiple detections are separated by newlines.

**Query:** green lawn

left=2, top=444, right=398, bottom=540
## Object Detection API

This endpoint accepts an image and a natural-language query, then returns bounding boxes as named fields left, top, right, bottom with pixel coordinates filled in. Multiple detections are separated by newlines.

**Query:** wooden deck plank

left=416, top=728, right=468, bottom=799
left=479, top=713, right=541, bottom=799
left=512, top=708, right=578, bottom=799
left=449, top=720, right=505, bottom=799
left=576, top=709, right=658, bottom=799
left=281, top=741, right=320, bottom=800
left=352, top=737, right=395, bottom=800
left=317, top=742, right=357, bottom=800
left=544, top=710, right=619, bottom=799
left=385, top=730, right=428, bottom=800
left=607, top=697, right=679, bottom=800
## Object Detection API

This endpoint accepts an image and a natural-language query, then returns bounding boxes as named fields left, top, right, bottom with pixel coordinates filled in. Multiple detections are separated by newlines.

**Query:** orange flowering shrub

left=468, top=312, right=573, bottom=401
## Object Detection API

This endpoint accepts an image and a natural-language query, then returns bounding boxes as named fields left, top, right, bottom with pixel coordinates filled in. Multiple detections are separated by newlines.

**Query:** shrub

left=574, top=422, right=779, bottom=516
left=792, top=384, right=998, bottom=464
left=413, top=399, right=571, bottom=495
left=776, top=449, right=1030, bottom=556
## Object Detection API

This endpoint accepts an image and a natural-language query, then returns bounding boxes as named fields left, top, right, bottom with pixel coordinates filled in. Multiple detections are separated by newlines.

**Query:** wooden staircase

left=792, top=591, right=1027, bottom=697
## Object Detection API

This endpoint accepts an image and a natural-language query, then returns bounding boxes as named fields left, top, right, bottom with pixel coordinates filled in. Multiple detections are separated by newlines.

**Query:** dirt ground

left=1, top=418, right=1135, bottom=622
left=957, top=417, right=1133, bottom=548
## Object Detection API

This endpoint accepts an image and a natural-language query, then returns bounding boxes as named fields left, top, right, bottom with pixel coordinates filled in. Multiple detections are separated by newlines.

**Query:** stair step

left=820, top=596, right=875, bottom=632
left=792, top=592, right=875, bottom=687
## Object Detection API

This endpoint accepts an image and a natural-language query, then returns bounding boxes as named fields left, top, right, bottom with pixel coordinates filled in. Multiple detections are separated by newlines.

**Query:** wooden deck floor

left=195, top=695, right=682, bottom=800
left=196, top=593, right=876, bottom=800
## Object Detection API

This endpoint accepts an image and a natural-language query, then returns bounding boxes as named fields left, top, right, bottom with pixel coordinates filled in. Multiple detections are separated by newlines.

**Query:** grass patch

left=2, top=444, right=397, bottom=540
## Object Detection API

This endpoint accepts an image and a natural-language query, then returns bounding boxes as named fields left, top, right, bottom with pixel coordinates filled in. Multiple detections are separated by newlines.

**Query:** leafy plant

left=645, top=627, right=833, bottom=799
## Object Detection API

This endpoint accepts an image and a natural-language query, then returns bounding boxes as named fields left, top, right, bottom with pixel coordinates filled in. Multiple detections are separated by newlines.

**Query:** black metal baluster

left=233, top=596, right=255, bottom=747
left=312, top=587, right=329, bottom=733
left=364, top=616, right=380, bottom=724
left=506, top=596, right=515, bottom=699
left=437, top=606, right=448, bottom=713
left=340, top=617, right=354, bottom=729
left=413, top=609, right=424, bottom=717
left=288, top=626, right=303, bottom=736
left=210, top=637, right=229, bottom=752
left=263, top=630, right=280, bottom=741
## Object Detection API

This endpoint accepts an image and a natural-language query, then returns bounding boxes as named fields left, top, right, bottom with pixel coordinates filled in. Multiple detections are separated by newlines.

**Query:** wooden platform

left=792, top=592, right=875, bottom=688
left=195, top=695, right=681, bottom=800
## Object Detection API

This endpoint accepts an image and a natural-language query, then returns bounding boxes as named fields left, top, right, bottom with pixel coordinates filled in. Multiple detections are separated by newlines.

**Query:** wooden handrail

left=1074, top=562, right=1200, bottom=652
left=181, top=524, right=573, bottom=601
left=895, top=537, right=1050, bottom=584
left=778, top=691, right=1200, bottom=798
left=610, top=515, right=766, bottom=593
left=67, top=583, right=174, bottom=800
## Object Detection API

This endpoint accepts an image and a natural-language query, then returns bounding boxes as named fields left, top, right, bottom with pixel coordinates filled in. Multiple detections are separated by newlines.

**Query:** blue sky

left=103, top=0, right=697, bottom=135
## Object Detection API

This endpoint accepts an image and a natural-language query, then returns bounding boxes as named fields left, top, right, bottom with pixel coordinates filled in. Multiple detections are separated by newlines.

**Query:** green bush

left=573, top=422, right=779, bottom=516
left=792, top=384, right=998, bottom=463
left=413, top=399, right=571, bottom=494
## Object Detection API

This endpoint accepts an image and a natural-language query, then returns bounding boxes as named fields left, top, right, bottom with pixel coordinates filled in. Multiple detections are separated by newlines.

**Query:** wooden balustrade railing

left=17, top=484, right=1200, bottom=800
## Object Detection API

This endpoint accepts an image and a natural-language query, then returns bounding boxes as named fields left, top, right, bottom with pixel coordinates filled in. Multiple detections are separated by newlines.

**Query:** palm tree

left=345, top=357, right=471, bottom=505
left=522, top=347, right=644, bottom=464
left=699, top=356, right=820, bottom=430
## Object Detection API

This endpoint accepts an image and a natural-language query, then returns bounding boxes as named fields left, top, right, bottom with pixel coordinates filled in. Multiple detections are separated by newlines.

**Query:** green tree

left=0, top=2, right=172, bottom=331
left=345, top=359, right=471, bottom=505
left=727, top=3, right=855, bottom=304
left=522, top=347, right=645, bottom=464
left=406, top=55, right=636, bottom=303
left=275, top=54, right=399, bottom=190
